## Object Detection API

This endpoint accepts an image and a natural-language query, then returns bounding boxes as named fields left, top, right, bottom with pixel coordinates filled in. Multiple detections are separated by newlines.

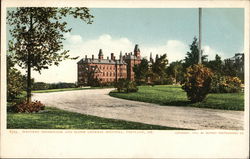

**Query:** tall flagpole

left=198, top=8, right=202, bottom=64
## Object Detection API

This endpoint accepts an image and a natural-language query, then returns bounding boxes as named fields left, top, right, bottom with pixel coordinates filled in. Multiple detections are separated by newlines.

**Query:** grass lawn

left=109, top=85, right=244, bottom=111
left=32, top=86, right=113, bottom=93
left=7, top=107, right=188, bottom=130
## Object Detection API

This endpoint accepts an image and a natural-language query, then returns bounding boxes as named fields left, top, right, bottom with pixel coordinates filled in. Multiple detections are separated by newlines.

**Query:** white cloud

left=141, top=40, right=189, bottom=63
left=63, top=33, right=135, bottom=59
left=31, top=33, right=135, bottom=83
left=29, top=33, right=223, bottom=83
left=64, top=32, right=82, bottom=44
left=203, top=45, right=226, bottom=60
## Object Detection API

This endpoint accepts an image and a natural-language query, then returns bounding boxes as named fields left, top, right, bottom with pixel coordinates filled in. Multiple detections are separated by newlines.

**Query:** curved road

left=32, top=88, right=244, bottom=130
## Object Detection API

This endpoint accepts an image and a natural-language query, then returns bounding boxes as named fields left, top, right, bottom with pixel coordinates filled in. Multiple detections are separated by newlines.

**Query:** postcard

left=1, top=0, right=249, bottom=158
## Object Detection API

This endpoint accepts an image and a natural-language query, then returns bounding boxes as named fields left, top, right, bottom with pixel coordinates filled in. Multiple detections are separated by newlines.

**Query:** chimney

left=92, top=55, right=94, bottom=60
left=98, top=49, right=104, bottom=60
left=120, top=51, right=123, bottom=62
left=150, top=52, right=153, bottom=62
left=111, top=53, right=115, bottom=60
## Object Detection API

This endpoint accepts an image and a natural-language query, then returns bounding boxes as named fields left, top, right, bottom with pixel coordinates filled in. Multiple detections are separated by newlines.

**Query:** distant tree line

left=133, top=37, right=244, bottom=86
left=32, top=82, right=77, bottom=90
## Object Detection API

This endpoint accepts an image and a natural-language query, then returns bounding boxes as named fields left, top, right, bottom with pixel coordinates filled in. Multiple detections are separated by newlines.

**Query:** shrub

left=32, top=82, right=49, bottom=90
left=114, top=79, right=138, bottom=93
left=210, top=75, right=242, bottom=93
left=126, top=81, right=138, bottom=93
left=7, top=68, right=25, bottom=101
left=114, top=79, right=126, bottom=92
left=13, top=100, right=45, bottom=113
left=182, top=64, right=213, bottom=103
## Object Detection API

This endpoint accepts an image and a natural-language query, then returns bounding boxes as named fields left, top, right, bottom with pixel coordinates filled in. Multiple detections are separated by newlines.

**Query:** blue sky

left=8, top=8, right=245, bottom=83
left=65, top=8, right=244, bottom=57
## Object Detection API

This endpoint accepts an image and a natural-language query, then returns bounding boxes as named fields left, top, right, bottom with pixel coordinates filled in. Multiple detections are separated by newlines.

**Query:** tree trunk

left=27, top=13, right=33, bottom=103
left=27, top=52, right=31, bottom=103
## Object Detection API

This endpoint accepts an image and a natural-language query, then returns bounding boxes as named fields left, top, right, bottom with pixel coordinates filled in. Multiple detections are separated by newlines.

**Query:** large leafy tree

left=133, top=58, right=149, bottom=85
left=184, top=37, right=207, bottom=68
left=7, top=7, right=94, bottom=103
left=166, top=60, right=184, bottom=84
left=150, top=54, right=168, bottom=84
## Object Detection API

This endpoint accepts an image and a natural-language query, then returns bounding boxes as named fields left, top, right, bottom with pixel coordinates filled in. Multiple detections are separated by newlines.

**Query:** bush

left=32, top=82, right=49, bottom=90
left=210, top=75, right=242, bottom=93
left=115, top=79, right=138, bottom=93
left=126, top=81, right=138, bottom=93
left=182, top=64, right=213, bottom=103
left=12, top=100, right=45, bottom=113
left=49, top=82, right=76, bottom=89
left=7, top=68, right=25, bottom=101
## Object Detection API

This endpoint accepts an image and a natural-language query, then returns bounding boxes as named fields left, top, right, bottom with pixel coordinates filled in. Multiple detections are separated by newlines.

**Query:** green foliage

left=12, top=100, right=45, bottom=113
left=110, top=85, right=244, bottom=111
left=32, top=82, right=77, bottom=90
left=166, top=60, right=184, bottom=84
left=114, top=79, right=126, bottom=92
left=7, top=7, right=94, bottom=103
left=114, top=79, right=138, bottom=93
left=210, top=75, right=242, bottom=93
left=205, top=54, right=223, bottom=75
left=7, top=55, right=26, bottom=101
left=223, top=61, right=244, bottom=83
left=7, top=7, right=93, bottom=72
left=7, top=107, right=187, bottom=130
left=183, top=37, right=207, bottom=68
left=49, top=82, right=76, bottom=89
left=133, top=58, right=149, bottom=85
left=182, top=64, right=213, bottom=103
left=88, top=78, right=101, bottom=87
left=32, top=82, right=49, bottom=90
left=150, top=54, right=168, bottom=85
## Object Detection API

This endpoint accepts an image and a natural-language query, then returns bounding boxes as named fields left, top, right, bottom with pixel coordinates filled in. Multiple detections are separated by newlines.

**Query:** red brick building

left=77, top=44, right=141, bottom=86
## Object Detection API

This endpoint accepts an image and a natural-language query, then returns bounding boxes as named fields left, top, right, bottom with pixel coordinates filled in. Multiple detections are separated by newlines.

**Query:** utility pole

left=198, top=8, right=202, bottom=64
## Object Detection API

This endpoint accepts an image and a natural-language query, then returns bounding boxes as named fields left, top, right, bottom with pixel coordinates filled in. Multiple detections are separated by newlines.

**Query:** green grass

left=7, top=107, right=189, bottom=130
left=32, top=86, right=113, bottom=93
left=109, top=85, right=244, bottom=111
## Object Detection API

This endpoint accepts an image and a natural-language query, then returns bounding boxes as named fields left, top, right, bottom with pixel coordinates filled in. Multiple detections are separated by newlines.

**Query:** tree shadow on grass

left=163, top=100, right=193, bottom=107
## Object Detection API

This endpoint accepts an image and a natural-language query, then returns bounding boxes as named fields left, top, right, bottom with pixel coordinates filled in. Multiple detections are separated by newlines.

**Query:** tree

left=7, top=7, right=94, bottom=103
left=205, top=54, right=223, bottom=75
left=150, top=54, right=168, bottom=84
left=182, top=64, right=213, bottom=102
left=166, top=60, right=184, bottom=84
left=7, top=55, right=25, bottom=101
left=184, top=37, right=207, bottom=69
left=223, top=60, right=237, bottom=77
left=133, top=58, right=149, bottom=85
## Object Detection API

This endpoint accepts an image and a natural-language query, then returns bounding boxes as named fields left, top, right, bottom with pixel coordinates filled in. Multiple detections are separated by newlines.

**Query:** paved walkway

left=32, top=89, right=244, bottom=130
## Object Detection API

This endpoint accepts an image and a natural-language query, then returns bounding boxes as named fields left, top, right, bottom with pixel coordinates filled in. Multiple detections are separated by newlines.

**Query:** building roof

left=123, top=53, right=137, bottom=60
left=77, top=58, right=127, bottom=65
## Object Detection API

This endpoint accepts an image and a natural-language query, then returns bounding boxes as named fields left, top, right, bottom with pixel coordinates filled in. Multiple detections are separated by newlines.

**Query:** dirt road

left=32, top=88, right=244, bottom=130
